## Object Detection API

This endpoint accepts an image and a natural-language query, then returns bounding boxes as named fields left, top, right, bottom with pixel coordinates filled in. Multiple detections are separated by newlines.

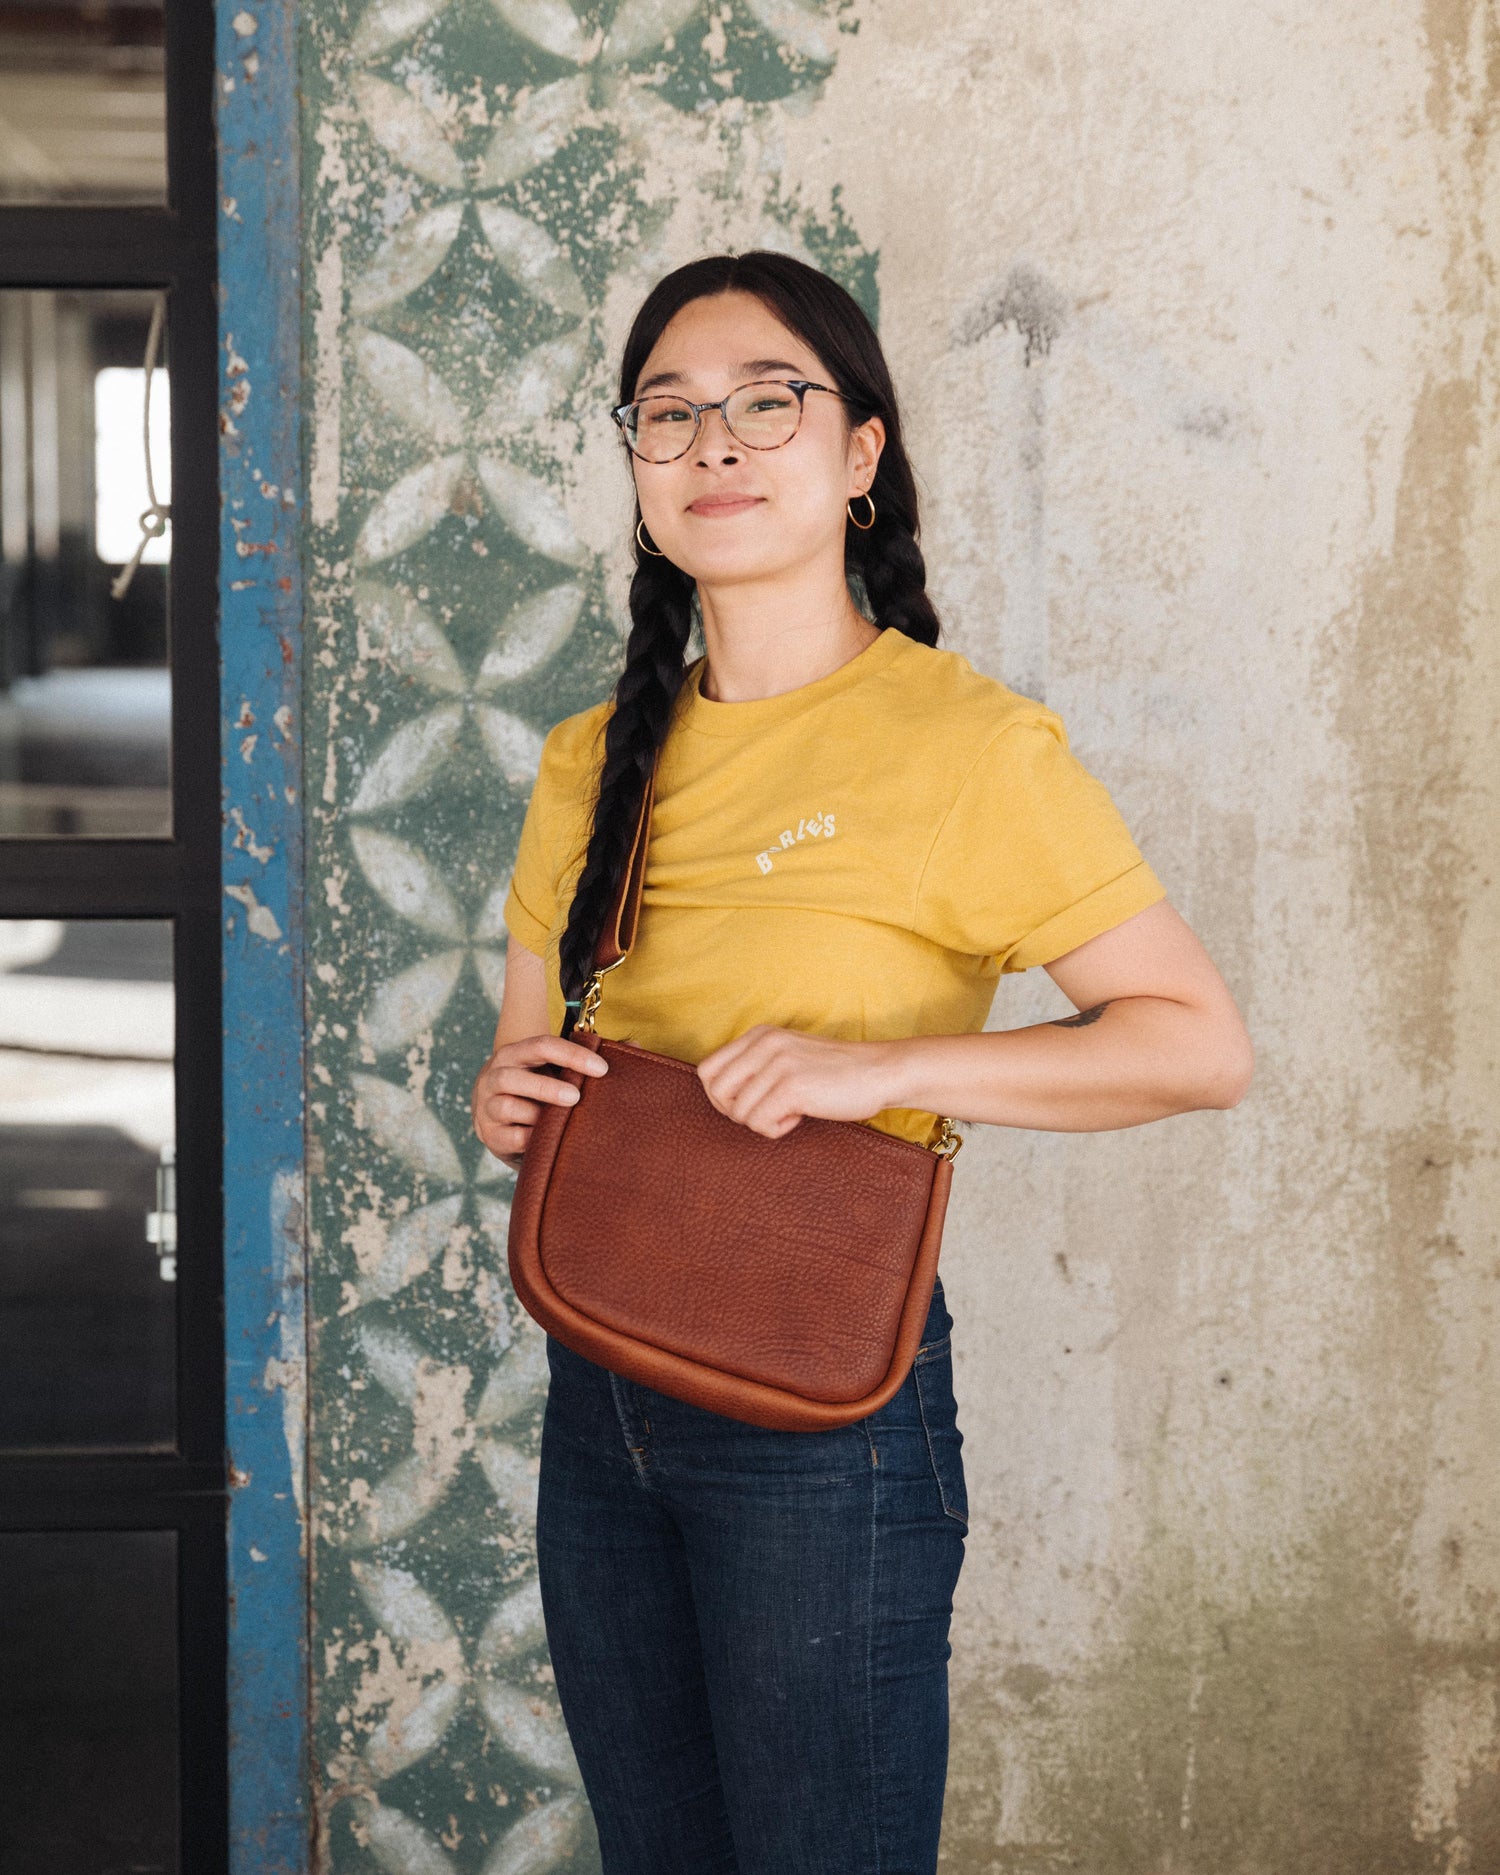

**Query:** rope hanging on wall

left=110, top=293, right=171, bottom=602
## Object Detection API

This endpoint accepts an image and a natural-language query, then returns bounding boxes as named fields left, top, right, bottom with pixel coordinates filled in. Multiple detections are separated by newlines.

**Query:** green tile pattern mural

left=300, top=1, right=877, bottom=1866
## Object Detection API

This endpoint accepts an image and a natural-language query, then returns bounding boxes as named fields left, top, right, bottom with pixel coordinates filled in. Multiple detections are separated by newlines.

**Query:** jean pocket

left=912, top=1338, right=969, bottom=1527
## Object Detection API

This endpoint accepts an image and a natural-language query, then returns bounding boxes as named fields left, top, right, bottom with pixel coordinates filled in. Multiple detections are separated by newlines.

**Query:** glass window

left=0, top=5, right=220, bottom=1862
left=0, top=290, right=171, bottom=838
left=0, top=1530, right=179, bottom=1875
left=0, top=917, right=176, bottom=1451
left=0, top=2, right=166, bottom=207
left=94, top=365, right=172, bottom=565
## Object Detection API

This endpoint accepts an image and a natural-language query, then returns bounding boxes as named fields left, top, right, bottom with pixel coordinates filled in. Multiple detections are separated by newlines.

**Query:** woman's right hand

left=470, top=1032, right=608, bottom=1172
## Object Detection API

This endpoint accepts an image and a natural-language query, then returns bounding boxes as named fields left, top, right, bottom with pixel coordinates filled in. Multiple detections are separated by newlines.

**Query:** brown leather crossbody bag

left=507, top=770, right=963, bottom=1431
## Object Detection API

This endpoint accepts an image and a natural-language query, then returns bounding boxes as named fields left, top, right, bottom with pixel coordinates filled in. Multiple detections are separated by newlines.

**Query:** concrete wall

left=297, top=1, right=1500, bottom=1868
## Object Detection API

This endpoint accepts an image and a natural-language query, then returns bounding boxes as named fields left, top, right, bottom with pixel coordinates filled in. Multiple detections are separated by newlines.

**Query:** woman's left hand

left=696, top=1026, right=895, bottom=1138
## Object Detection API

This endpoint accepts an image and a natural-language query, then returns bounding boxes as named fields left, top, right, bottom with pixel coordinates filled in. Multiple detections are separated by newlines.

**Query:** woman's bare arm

left=696, top=899, right=1253, bottom=1138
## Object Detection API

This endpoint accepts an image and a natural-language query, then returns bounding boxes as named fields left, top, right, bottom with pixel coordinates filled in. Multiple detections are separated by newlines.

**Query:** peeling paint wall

left=296, top=1, right=1500, bottom=1869
left=219, top=2, right=311, bottom=1868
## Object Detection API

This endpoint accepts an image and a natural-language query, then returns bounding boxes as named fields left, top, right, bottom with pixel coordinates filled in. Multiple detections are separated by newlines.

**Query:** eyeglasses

left=611, top=379, right=857, bottom=464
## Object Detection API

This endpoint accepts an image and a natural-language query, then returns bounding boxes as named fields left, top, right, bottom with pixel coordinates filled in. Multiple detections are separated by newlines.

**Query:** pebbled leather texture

left=508, top=1034, right=952, bottom=1431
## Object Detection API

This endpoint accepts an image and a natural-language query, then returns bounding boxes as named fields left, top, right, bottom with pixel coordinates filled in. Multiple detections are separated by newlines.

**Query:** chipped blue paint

left=217, top=0, right=310, bottom=1870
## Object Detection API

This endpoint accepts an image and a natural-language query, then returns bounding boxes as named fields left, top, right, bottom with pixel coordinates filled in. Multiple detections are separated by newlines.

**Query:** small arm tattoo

left=1050, top=1000, right=1113, bottom=1028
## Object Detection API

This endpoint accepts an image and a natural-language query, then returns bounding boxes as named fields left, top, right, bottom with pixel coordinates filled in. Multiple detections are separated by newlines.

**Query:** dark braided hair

left=557, top=251, right=942, bottom=1032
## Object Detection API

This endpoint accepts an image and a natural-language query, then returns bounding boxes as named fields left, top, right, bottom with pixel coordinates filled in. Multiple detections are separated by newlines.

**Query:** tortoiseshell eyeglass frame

left=610, top=379, right=862, bottom=463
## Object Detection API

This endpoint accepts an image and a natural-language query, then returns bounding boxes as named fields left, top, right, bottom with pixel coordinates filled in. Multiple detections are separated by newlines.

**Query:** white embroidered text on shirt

left=754, top=812, right=836, bottom=875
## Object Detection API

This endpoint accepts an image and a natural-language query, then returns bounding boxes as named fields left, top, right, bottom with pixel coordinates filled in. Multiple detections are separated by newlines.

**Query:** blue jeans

left=535, top=1275, right=968, bottom=1875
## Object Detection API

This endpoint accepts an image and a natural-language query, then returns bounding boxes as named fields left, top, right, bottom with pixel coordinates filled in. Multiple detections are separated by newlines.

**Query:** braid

left=556, top=538, right=693, bottom=1030
left=847, top=433, right=941, bottom=648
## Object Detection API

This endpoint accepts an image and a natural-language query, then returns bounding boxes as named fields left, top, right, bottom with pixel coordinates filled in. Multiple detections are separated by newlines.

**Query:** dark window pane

left=0, top=289, right=171, bottom=838
left=0, top=1530, right=178, bottom=1875
left=0, top=918, right=175, bottom=1451
left=0, top=2, right=166, bottom=207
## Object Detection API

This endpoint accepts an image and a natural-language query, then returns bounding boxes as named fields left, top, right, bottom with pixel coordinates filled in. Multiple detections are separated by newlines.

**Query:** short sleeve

left=502, top=707, right=605, bottom=958
left=914, top=712, right=1166, bottom=972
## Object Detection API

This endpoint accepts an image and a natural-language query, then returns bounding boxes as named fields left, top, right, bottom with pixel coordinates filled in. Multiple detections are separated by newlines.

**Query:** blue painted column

left=216, top=1, right=309, bottom=1869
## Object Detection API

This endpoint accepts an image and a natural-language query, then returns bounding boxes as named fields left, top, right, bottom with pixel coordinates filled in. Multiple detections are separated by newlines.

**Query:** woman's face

left=626, top=289, right=884, bottom=589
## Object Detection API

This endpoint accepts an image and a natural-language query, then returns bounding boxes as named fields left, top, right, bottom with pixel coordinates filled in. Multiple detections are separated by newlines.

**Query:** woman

left=471, top=251, right=1253, bottom=1874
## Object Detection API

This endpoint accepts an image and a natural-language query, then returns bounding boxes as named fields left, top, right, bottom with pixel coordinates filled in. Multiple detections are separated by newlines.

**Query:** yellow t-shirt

left=503, top=625, right=1165, bottom=1145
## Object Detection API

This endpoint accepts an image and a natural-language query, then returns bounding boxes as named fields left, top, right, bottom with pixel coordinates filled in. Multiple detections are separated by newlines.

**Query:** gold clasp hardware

left=932, top=1117, right=963, bottom=1161
left=573, top=975, right=603, bottom=1034
left=571, top=954, right=626, bottom=1035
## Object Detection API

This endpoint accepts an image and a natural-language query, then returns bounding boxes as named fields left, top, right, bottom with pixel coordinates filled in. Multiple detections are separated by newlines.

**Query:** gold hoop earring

left=635, top=518, right=666, bottom=558
left=847, top=492, right=876, bottom=531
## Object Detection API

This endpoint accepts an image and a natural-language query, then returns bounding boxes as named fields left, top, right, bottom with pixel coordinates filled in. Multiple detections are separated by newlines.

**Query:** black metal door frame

left=0, top=3, right=229, bottom=1869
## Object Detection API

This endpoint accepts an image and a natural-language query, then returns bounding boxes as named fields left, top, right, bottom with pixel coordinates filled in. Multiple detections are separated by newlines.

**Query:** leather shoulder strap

left=591, top=765, right=655, bottom=973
